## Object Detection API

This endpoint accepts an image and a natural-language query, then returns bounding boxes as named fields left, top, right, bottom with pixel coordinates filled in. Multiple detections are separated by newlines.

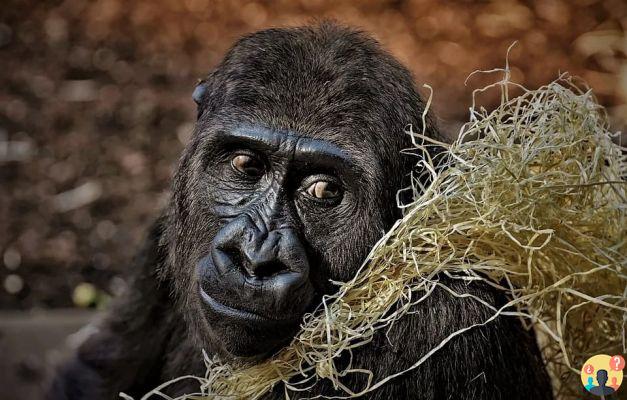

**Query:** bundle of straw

left=135, top=73, right=626, bottom=400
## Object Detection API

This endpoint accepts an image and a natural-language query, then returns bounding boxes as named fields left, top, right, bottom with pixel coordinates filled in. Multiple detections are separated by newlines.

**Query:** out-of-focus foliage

left=0, top=0, right=625, bottom=309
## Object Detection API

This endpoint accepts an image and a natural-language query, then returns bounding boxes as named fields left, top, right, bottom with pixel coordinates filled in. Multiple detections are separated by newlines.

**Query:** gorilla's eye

left=305, top=180, right=341, bottom=200
left=231, top=154, right=264, bottom=177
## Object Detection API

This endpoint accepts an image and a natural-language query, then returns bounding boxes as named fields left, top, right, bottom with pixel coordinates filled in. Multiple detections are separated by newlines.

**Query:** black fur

left=48, top=23, right=553, bottom=399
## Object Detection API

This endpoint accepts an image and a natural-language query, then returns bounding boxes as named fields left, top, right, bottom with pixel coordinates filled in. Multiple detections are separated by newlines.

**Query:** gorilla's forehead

left=205, top=26, right=414, bottom=143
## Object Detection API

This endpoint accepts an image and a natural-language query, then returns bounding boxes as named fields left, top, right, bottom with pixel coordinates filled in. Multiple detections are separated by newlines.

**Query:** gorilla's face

left=166, top=25, right=426, bottom=359
left=199, top=124, right=358, bottom=356
left=175, top=122, right=393, bottom=358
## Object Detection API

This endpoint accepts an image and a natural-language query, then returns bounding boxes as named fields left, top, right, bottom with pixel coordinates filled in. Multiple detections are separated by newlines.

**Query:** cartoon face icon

left=580, top=354, right=624, bottom=397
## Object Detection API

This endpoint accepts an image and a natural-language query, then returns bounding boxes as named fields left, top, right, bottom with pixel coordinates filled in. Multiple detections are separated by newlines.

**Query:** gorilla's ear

left=192, top=79, right=208, bottom=106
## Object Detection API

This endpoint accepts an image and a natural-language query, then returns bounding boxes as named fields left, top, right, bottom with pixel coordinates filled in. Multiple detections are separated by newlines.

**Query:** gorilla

left=48, top=23, right=553, bottom=399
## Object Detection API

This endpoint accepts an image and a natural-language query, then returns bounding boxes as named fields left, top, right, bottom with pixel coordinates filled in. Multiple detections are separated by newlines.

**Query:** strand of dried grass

left=130, top=73, right=626, bottom=400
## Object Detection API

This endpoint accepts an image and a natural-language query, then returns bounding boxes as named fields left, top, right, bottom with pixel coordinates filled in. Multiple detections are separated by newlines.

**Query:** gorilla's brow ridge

left=214, top=125, right=359, bottom=173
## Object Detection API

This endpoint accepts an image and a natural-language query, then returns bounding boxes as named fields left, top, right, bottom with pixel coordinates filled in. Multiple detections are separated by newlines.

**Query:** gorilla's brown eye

left=231, top=154, right=264, bottom=177
left=306, top=181, right=341, bottom=200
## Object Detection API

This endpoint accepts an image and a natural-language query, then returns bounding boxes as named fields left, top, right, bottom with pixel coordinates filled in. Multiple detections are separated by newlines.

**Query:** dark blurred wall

left=0, top=0, right=625, bottom=310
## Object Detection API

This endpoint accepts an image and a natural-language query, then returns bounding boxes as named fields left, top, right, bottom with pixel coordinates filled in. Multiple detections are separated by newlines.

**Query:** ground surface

left=0, top=309, right=94, bottom=399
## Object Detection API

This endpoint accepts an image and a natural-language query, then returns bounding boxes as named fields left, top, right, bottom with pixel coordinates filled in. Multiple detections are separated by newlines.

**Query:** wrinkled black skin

left=48, top=24, right=553, bottom=399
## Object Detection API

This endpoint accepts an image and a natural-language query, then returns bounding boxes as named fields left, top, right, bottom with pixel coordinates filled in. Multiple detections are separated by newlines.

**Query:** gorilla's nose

left=212, top=214, right=310, bottom=283
left=239, top=229, right=303, bottom=278
left=199, top=214, right=313, bottom=320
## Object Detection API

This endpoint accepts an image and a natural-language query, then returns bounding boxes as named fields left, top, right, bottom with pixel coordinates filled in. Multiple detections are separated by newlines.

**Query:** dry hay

left=128, top=70, right=626, bottom=400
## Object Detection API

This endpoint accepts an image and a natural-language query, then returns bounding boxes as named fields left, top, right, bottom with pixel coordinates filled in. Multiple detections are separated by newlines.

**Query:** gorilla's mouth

left=199, top=287, right=303, bottom=325
left=196, top=250, right=315, bottom=359
left=198, top=271, right=310, bottom=357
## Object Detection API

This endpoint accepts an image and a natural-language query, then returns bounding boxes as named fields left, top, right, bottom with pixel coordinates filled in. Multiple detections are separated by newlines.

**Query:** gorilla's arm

left=47, top=219, right=174, bottom=400
left=272, top=278, right=553, bottom=400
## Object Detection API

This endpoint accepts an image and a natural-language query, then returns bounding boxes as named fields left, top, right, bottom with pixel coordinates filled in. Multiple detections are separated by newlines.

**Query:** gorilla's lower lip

left=200, top=288, right=301, bottom=325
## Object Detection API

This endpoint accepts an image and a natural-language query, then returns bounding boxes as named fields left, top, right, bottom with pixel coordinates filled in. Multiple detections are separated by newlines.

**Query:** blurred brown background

left=0, top=0, right=625, bottom=397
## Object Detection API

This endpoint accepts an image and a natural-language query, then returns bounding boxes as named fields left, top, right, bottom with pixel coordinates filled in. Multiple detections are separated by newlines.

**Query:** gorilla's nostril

left=245, top=261, right=288, bottom=278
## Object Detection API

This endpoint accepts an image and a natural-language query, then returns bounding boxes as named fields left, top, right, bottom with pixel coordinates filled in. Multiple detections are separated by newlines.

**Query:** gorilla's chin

left=199, top=287, right=304, bottom=358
